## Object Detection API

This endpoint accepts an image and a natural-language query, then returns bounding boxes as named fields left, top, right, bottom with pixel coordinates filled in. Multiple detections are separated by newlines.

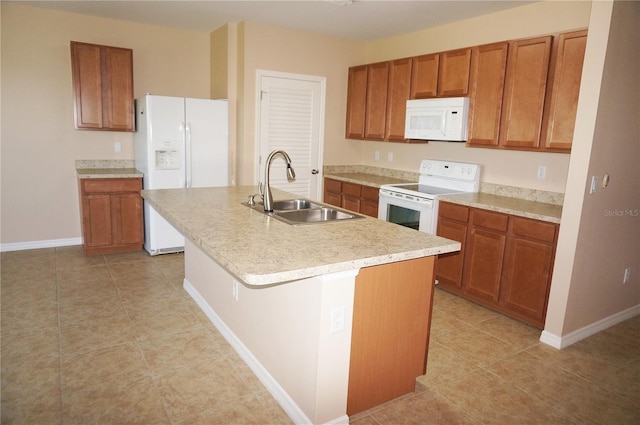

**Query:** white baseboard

left=540, top=304, right=640, bottom=349
left=184, top=278, right=348, bottom=425
left=0, top=237, right=82, bottom=253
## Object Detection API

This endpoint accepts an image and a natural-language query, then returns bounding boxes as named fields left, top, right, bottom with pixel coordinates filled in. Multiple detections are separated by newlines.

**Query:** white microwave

left=404, top=97, right=469, bottom=141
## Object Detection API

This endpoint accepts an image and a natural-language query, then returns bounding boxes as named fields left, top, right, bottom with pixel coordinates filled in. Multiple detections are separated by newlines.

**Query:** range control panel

left=420, top=159, right=479, bottom=181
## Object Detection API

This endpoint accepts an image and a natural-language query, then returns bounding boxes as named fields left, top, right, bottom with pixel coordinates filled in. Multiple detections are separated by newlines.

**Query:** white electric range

left=378, top=159, right=481, bottom=234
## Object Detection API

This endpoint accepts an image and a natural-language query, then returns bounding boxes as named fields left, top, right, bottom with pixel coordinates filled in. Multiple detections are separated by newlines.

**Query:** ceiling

left=19, top=0, right=535, bottom=41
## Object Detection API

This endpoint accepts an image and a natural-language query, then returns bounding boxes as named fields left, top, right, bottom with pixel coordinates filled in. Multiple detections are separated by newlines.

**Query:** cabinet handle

left=311, top=169, right=319, bottom=175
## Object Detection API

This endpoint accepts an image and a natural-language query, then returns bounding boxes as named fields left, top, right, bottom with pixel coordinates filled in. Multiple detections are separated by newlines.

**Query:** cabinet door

left=345, top=65, right=369, bottom=139
left=82, top=194, right=113, bottom=247
left=466, top=42, right=509, bottom=147
left=411, top=53, right=439, bottom=99
left=71, top=42, right=104, bottom=129
left=499, top=36, right=552, bottom=149
left=103, top=46, right=134, bottom=131
left=364, top=62, right=390, bottom=140
left=360, top=186, right=379, bottom=218
left=437, top=48, right=472, bottom=97
left=500, top=217, right=557, bottom=326
left=462, top=209, right=508, bottom=302
left=541, top=30, right=587, bottom=152
left=111, top=193, right=143, bottom=245
left=435, top=218, right=467, bottom=291
left=385, top=58, right=412, bottom=141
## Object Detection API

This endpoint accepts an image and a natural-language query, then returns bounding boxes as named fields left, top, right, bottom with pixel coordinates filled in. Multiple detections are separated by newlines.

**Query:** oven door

left=378, top=190, right=436, bottom=234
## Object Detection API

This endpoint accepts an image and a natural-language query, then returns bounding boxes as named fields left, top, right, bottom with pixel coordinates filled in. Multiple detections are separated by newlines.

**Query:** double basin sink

left=243, top=198, right=364, bottom=225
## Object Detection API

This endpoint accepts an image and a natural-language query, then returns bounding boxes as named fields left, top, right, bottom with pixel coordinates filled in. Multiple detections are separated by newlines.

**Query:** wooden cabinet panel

left=364, top=62, right=390, bottom=140
left=467, top=42, right=509, bottom=147
left=438, top=48, right=472, bottom=97
left=463, top=225, right=506, bottom=302
left=411, top=53, right=439, bottom=99
left=345, top=65, right=368, bottom=139
left=501, top=216, right=558, bottom=326
left=79, top=178, right=143, bottom=256
left=348, top=257, right=435, bottom=415
left=499, top=36, right=553, bottom=149
left=323, top=178, right=379, bottom=218
left=385, top=58, right=412, bottom=141
left=542, top=30, right=588, bottom=152
left=435, top=202, right=469, bottom=291
left=71, top=41, right=134, bottom=132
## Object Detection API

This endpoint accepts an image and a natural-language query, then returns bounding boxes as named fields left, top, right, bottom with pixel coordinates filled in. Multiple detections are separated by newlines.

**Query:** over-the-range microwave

left=404, top=97, right=469, bottom=141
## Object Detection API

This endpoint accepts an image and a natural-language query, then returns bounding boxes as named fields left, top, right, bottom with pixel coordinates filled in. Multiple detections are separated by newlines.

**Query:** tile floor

left=1, top=246, right=639, bottom=424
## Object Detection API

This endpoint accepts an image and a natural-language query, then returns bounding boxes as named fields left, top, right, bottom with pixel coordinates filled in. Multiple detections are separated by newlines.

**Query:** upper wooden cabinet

left=437, top=48, right=472, bottom=97
left=364, top=62, right=390, bottom=140
left=345, top=65, right=368, bottom=139
left=499, top=36, right=553, bottom=149
left=411, top=48, right=471, bottom=99
left=466, top=42, right=509, bottom=147
left=467, top=30, right=586, bottom=152
left=385, top=58, right=413, bottom=141
left=411, top=53, right=439, bottom=98
left=70, top=41, right=134, bottom=132
left=541, top=30, right=588, bottom=152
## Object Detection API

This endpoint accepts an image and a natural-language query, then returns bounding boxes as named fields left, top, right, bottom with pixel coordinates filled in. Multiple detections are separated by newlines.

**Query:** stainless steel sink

left=271, top=199, right=318, bottom=211
left=242, top=198, right=364, bottom=225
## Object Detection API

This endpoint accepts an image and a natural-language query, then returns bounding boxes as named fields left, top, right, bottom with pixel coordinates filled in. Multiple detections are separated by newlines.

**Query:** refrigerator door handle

left=185, top=121, right=192, bottom=188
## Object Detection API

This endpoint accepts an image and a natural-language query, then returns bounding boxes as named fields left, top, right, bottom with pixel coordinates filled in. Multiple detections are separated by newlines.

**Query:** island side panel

left=347, top=256, right=436, bottom=415
left=183, top=239, right=356, bottom=425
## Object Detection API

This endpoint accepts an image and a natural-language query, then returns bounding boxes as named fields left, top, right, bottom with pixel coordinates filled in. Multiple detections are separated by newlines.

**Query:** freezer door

left=185, top=98, right=229, bottom=188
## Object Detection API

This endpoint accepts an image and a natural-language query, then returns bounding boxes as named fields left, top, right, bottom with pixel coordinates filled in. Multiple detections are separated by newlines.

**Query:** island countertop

left=141, top=186, right=460, bottom=286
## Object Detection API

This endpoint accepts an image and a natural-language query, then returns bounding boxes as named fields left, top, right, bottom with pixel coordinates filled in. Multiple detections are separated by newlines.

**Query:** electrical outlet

left=374, top=151, right=380, bottom=160
left=537, top=165, right=546, bottom=179
left=232, top=281, right=239, bottom=301
left=330, top=307, right=345, bottom=333
left=114, top=142, right=122, bottom=153
left=387, top=152, right=393, bottom=162
left=623, top=267, right=631, bottom=284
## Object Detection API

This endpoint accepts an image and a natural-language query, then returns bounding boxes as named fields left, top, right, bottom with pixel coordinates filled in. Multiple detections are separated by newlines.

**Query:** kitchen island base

left=182, top=239, right=436, bottom=424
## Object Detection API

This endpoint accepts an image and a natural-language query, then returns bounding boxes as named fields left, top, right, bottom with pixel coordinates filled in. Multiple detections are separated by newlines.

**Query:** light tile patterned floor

left=1, top=246, right=638, bottom=424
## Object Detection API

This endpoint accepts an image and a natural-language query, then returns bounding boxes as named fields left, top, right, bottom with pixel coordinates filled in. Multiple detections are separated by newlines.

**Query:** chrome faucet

left=262, top=150, right=296, bottom=212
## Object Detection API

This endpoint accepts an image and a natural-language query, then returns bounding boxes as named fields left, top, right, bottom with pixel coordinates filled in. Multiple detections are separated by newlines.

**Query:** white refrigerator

left=134, top=95, right=229, bottom=255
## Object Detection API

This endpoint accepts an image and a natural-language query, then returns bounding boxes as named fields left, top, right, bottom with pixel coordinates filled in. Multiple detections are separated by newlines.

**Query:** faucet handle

left=258, top=181, right=264, bottom=197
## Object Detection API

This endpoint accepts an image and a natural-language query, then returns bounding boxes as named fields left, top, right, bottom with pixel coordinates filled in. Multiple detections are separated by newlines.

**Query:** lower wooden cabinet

left=435, top=201, right=558, bottom=328
left=323, top=178, right=379, bottom=218
left=79, top=178, right=143, bottom=256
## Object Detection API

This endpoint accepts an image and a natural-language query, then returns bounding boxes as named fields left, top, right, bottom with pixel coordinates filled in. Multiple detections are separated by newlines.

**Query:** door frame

left=255, top=69, right=326, bottom=200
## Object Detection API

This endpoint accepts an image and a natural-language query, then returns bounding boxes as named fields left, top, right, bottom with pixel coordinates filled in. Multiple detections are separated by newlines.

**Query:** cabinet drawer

left=82, top=178, right=141, bottom=194
left=510, top=216, right=557, bottom=243
left=342, top=182, right=362, bottom=197
left=324, top=178, right=342, bottom=193
left=361, top=185, right=379, bottom=202
left=439, top=202, right=469, bottom=222
left=470, top=208, right=508, bottom=232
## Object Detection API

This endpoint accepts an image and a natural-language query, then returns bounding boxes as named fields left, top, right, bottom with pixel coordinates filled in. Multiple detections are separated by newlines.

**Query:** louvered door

left=258, top=73, right=325, bottom=199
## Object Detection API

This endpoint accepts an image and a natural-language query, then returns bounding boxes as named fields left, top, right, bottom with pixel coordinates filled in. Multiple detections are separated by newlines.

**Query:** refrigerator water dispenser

left=155, top=150, right=180, bottom=169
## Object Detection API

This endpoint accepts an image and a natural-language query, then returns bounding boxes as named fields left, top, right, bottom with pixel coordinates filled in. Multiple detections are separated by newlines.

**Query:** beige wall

left=346, top=0, right=592, bottom=194
left=0, top=3, right=211, bottom=245
left=546, top=0, right=640, bottom=336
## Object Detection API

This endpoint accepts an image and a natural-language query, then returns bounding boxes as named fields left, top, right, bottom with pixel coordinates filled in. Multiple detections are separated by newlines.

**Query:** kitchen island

left=142, top=186, right=459, bottom=425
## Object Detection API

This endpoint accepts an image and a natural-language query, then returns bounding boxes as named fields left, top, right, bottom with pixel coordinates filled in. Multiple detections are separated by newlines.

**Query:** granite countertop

left=324, top=168, right=563, bottom=224
left=141, top=186, right=460, bottom=286
left=324, top=172, right=414, bottom=187
left=76, top=168, right=143, bottom=179
left=440, top=192, right=563, bottom=224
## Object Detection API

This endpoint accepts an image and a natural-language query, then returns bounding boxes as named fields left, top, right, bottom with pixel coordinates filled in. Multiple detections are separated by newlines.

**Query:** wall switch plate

left=114, top=142, right=122, bottom=153
left=232, top=281, right=239, bottom=301
left=590, top=176, right=598, bottom=194
left=623, top=267, right=631, bottom=284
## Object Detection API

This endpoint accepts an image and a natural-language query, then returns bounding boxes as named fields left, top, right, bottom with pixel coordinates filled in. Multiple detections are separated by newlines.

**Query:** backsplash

left=324, top=165, right=564, bottom=206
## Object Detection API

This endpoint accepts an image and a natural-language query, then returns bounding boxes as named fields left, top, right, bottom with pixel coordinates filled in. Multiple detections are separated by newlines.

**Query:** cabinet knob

left=311, top=169, right=319, bottom=175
